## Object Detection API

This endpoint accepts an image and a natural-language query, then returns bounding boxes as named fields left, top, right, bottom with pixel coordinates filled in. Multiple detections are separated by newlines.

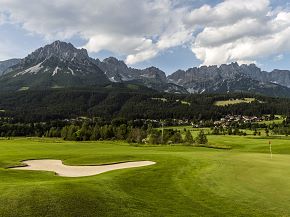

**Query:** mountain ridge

left=0, top=41, right=110, bottom=91
left=1, top=40, right=290, bottom=97
left=0, top=59, right=21, bottom=75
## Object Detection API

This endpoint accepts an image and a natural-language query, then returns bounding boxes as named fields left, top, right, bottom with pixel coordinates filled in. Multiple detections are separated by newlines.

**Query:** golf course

left=1, top=133, right=290, bottom=217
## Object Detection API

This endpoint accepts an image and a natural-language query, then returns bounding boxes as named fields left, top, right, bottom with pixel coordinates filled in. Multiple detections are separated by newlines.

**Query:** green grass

left=127, top=84, right=139, bottom=90
left=151, top=98, right=191, bottom=106
left=151, top=97, right=168, bottom=102
left=214, top=98, right=256, bottom=106
left=18, top=87, right=30, bottom=91
left=51, top=85, right=64, bottom=89
left=2, top=136, right=290, bottom=216
left=176, top=100, right=191, bottom=106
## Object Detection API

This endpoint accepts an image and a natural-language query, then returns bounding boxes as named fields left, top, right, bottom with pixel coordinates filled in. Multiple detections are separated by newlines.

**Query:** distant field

left=18, top=86, right=30, bottom=91
left=214, top=98, right=256, bottom=106
left=1, top=136, right=290, bottom=216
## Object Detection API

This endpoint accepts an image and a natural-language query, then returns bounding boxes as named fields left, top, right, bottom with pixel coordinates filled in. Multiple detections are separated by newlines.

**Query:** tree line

left=0, top=118, right=209, bottom=146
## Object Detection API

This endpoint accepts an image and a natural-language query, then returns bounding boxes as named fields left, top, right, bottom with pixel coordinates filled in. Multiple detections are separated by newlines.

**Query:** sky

left=1, top=0, right=290, bottom=74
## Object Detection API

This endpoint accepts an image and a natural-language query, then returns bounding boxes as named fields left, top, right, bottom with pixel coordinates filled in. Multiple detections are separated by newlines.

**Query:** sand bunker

left=11, top=160, right=156, bottom=177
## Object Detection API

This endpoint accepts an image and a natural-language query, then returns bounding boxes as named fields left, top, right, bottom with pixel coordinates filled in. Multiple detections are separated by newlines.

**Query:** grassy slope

left=1, top=137, right=290, bottom=216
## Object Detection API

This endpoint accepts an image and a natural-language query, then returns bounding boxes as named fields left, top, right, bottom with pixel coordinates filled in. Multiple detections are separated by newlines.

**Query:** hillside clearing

left=214, top=98, right=257, bottom=106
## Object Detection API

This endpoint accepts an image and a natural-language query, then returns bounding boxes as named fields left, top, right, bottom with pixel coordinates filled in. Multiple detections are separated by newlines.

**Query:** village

left=213, top=114, right=279, bottom=127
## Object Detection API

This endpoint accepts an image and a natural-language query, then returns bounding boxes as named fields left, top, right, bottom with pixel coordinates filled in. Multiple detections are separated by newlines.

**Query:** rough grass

left=1, top=136, right=290, bottom=216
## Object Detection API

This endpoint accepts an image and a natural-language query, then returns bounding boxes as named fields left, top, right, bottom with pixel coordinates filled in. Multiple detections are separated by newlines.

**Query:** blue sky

left=1, top=0, right=290, bottom=74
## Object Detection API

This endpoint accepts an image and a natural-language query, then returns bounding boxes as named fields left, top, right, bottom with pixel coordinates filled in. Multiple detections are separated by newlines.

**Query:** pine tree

left=90, top=124, right=101, bottom=141
left=265, top=128, right=269, bottom=137
left=171, top=131, right=183, bottom=144
left=184, top=130, right=194, bottom=145
left=61, top=126, right=69, bottom=140
left=195, top=130, right=208, bottom=145
left=253, top=129, right=258, bottom=136
left=212, top=127, right=220, bottom=135
left=148, top=129, right=162, bottom=144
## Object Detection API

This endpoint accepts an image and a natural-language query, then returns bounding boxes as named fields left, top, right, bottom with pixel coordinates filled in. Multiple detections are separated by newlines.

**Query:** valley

left=2, top=0, right=290, bottom=216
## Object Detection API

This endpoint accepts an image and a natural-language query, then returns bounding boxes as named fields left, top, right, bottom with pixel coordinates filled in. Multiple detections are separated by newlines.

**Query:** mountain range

left=1, top=40, right=290, bottom=97
left=0, top=59, right=21, bottom=75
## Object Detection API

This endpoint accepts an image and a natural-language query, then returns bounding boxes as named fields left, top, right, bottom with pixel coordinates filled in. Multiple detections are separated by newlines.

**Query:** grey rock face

left=0, top=41, right=109, bottom=91
left=168, top=63, right=290, bottom=97
left=95, top=57, right=187, bottom=93
left=1, top=40, right=290, bottom=97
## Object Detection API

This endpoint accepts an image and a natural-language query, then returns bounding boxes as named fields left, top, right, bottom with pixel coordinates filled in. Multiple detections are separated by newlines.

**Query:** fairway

left=1, top=137, right=290, bottom=216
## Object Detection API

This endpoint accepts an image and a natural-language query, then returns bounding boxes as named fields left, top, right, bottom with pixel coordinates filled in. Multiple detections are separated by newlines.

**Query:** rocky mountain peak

left=103, top=57, right=126, bottom=66
left=167, top=62, right=290, bottom=96
left=2, top=40, right=290, bottom=97
left=0, top=41, right=109, bottom=90
left=23, top=41, right=89, bottom=66
left=141, top=67, right=167, bottom=82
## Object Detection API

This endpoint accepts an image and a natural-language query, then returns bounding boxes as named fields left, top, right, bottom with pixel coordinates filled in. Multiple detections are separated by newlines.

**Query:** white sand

left=11, top=160, right=156, bottom=177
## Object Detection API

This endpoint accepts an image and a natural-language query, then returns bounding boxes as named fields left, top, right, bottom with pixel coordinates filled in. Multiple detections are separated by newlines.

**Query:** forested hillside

left=1, top=84, right=290, bottom=122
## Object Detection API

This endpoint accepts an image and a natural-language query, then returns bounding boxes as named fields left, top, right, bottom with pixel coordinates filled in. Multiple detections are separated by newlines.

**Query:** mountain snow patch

left=52, top=67, right=61, bottom=76
left=68, top=67, right=75, bottom=75
left=14, top=62, right=44, bottom=77
left=109, top=77, right=118, bottom=82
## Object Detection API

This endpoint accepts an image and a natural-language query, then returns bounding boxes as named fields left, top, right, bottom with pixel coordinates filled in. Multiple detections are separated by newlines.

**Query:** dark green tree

left=184, top=130, right=194, bottom=145
left=148, top=129, right=162, bottom=144
left=195, top=130, right=208, bottom=145
left=265, top=128, right=269, bottom=137
left=171, top=131, right=183, bottom=144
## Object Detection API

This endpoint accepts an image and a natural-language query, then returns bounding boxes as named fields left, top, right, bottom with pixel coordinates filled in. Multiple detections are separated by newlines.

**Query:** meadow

left=1, top=134, right=290, bottom=216
left=214, top=98, right=256, bottom=106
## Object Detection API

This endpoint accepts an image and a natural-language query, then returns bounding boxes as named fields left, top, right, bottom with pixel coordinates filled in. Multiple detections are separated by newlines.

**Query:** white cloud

left=126, top=48, right=159, bottom=65
left=186, top=0, right=270, bottom=27
left=0, top=0, right=191, bottom=64
left=84, top=35, right=154, bottom=55
left=195, top=18, right=269, bottom=48
left=1, top=0, right=290, bottom=66
left=188, top=0, right=290, bottom=65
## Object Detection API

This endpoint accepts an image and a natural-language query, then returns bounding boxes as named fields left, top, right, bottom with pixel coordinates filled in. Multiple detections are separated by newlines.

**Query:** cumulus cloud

left=189, top=0, right=290, bottom=65
left=1, top=0, right=290, bottom=66
left=186, top=0, right=270, bottom=27
left=0, top=0, right=191, bottom=64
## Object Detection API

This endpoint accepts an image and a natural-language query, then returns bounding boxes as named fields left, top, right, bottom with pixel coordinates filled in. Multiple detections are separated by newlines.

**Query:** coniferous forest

left=0, top=85, right=290, bottom=123
left=0, top=85, right=290, bottom=139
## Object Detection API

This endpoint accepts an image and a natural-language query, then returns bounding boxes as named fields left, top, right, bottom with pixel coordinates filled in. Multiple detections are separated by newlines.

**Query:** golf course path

left=11, top=160, right=156, bottom=177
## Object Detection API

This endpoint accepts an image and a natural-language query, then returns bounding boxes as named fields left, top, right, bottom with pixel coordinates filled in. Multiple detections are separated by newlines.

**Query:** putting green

left=1, top=137, right=290, bottom=216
